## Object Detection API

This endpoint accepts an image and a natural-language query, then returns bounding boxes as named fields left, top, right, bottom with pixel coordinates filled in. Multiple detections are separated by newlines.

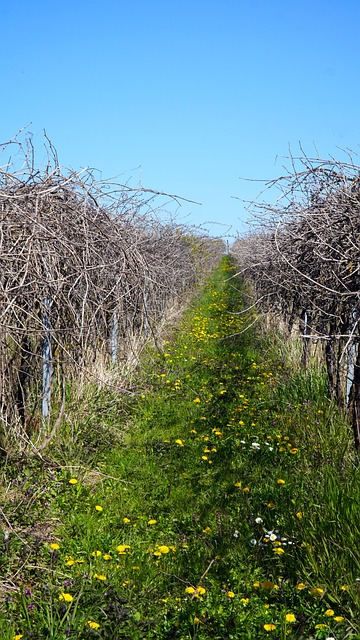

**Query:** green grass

left=0, top=255, right=359, bottom=639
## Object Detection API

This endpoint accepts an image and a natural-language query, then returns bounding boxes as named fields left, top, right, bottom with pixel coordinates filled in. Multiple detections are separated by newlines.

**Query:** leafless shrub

left=233, top=150, right=360, bottom=448
left=0, top=133, right=223, bottom=455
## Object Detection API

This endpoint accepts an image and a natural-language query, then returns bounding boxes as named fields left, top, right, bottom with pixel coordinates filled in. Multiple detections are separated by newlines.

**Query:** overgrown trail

left=2, top=257, right=359, bottom=640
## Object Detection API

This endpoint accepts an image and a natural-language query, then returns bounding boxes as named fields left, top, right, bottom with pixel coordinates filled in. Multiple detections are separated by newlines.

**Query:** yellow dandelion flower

left=50, top=543, right=60, bottom=550
left=334, top=616, right=344, bottom=622
left=277, top=478, right=285, bottom=484
left=234, top=482, right=241, bottom=487
left=324, top=609, right=335, bottom=616
left=59, top=593, right=73, bottom=602
left=285, top=613, right=296, bottom=622
left=264, top=624, right=277, bottom=631
left=253, top=581, right=261, bottom=588
left=311, top=587, right=325, bottom=597
left=296, top=511, right=303, bottom=519
left=226, top=591, right=235, bottom=598
left=65, top=558, right=75, bottom=566
left=123, top=517, right=131, bottom=523
left=87, top=621, right=100, bottom=629
left=243, top=487, right=250, bottom=492
left=148, top=519, right=157, bottom=525
left=290, top=448, right=298, bottom=454
left=93, top=573, right=107, bottom=581
left=175, top=439, right=184, bottom=446
left=103, top=554, right=112, bottom=560
left=91, top=550, right=102, bottom=557
left=193, top=397, right=201, bottom=403
left=274, top=547, right=285, bottom=555
left=95, top=505, right=103, bottom=512
left=340, top=584, right=349, bottom=591
left=203, top=527, right=211, bottom=534
left=240, top=597, right=249, bottom=604
left=116, top=544, right=130, bottom=554
left=13, top=635, right=23, bottom=640
left=315, top=624, right=327, bottom=629
left=185, top=586, right=195, bottom=594
left=158, top=545, right=170, bottom=554
left=69, top=478, right=78, bottom=484
left=296, top=582, right=306, bottom=590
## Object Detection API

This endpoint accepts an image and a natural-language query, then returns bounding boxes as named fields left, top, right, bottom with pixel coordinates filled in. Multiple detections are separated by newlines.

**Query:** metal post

left=111, top=310, right=119, bottom=364
left=42, top=295, right=52, bottom=420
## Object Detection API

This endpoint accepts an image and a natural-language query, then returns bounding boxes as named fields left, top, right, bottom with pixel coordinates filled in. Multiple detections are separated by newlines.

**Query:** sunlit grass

left=1, top=256, right=359, bottom=639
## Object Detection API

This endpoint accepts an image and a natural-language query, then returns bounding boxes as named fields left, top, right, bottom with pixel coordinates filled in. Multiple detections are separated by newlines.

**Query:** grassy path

left=2, top=257, right=359, bottom=639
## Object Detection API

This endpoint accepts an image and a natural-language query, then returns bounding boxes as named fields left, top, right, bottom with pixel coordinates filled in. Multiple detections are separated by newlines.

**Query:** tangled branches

left=0, top=134, right=223, bottom=455
left=233, top=150, right=360, bottom=449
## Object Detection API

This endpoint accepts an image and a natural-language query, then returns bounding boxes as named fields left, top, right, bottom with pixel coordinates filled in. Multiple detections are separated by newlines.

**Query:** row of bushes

left=233, top=151, right=360, bottom=448
left=0, top=135, right=224, bottom=455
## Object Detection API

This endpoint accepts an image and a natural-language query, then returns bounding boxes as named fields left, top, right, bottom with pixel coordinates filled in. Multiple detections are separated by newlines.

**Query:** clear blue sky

left=2, top=0, right=360, bottom=237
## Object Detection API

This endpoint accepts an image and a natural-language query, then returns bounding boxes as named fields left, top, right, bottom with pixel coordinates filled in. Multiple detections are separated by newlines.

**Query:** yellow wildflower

left=95, top=505, right=103, bottom=512
left=158, top=545, right=170, bottom=554
left=50, top=543, right=60, bottom=550
left=116, top=544, right=130, bottom=554
left=324, top=609, right=335, bottom=616
left=264, top=624, right=277, bottom=631
left=123, top=517, right=131, bottom=523
left=226, top=591, right=235, bottom=598
left=148, top=519, right=157, bottom=525
left=277, top=478, right=285, bottom=484
left=296, top=582, right=306, bottom=590
left=175, top=439, right=184, bottom=446
left=69, top=478, right=78, bottom=484
left=285, top=613, right=296, bottom=622
left=334, top=616, right=344, bottom=622
left=59, top=593, right=73, bottom=602
left=193, top=397, right=201, bottom=403
left=87, top=621, right=100, bottom=629
left=93, top=573, right=106, bottom=581
left=185, top=586, right=195, bottom=594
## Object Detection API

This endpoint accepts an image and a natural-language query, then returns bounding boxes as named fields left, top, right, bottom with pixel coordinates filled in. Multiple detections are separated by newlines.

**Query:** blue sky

left=2, top=0, right=360, bottom=237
